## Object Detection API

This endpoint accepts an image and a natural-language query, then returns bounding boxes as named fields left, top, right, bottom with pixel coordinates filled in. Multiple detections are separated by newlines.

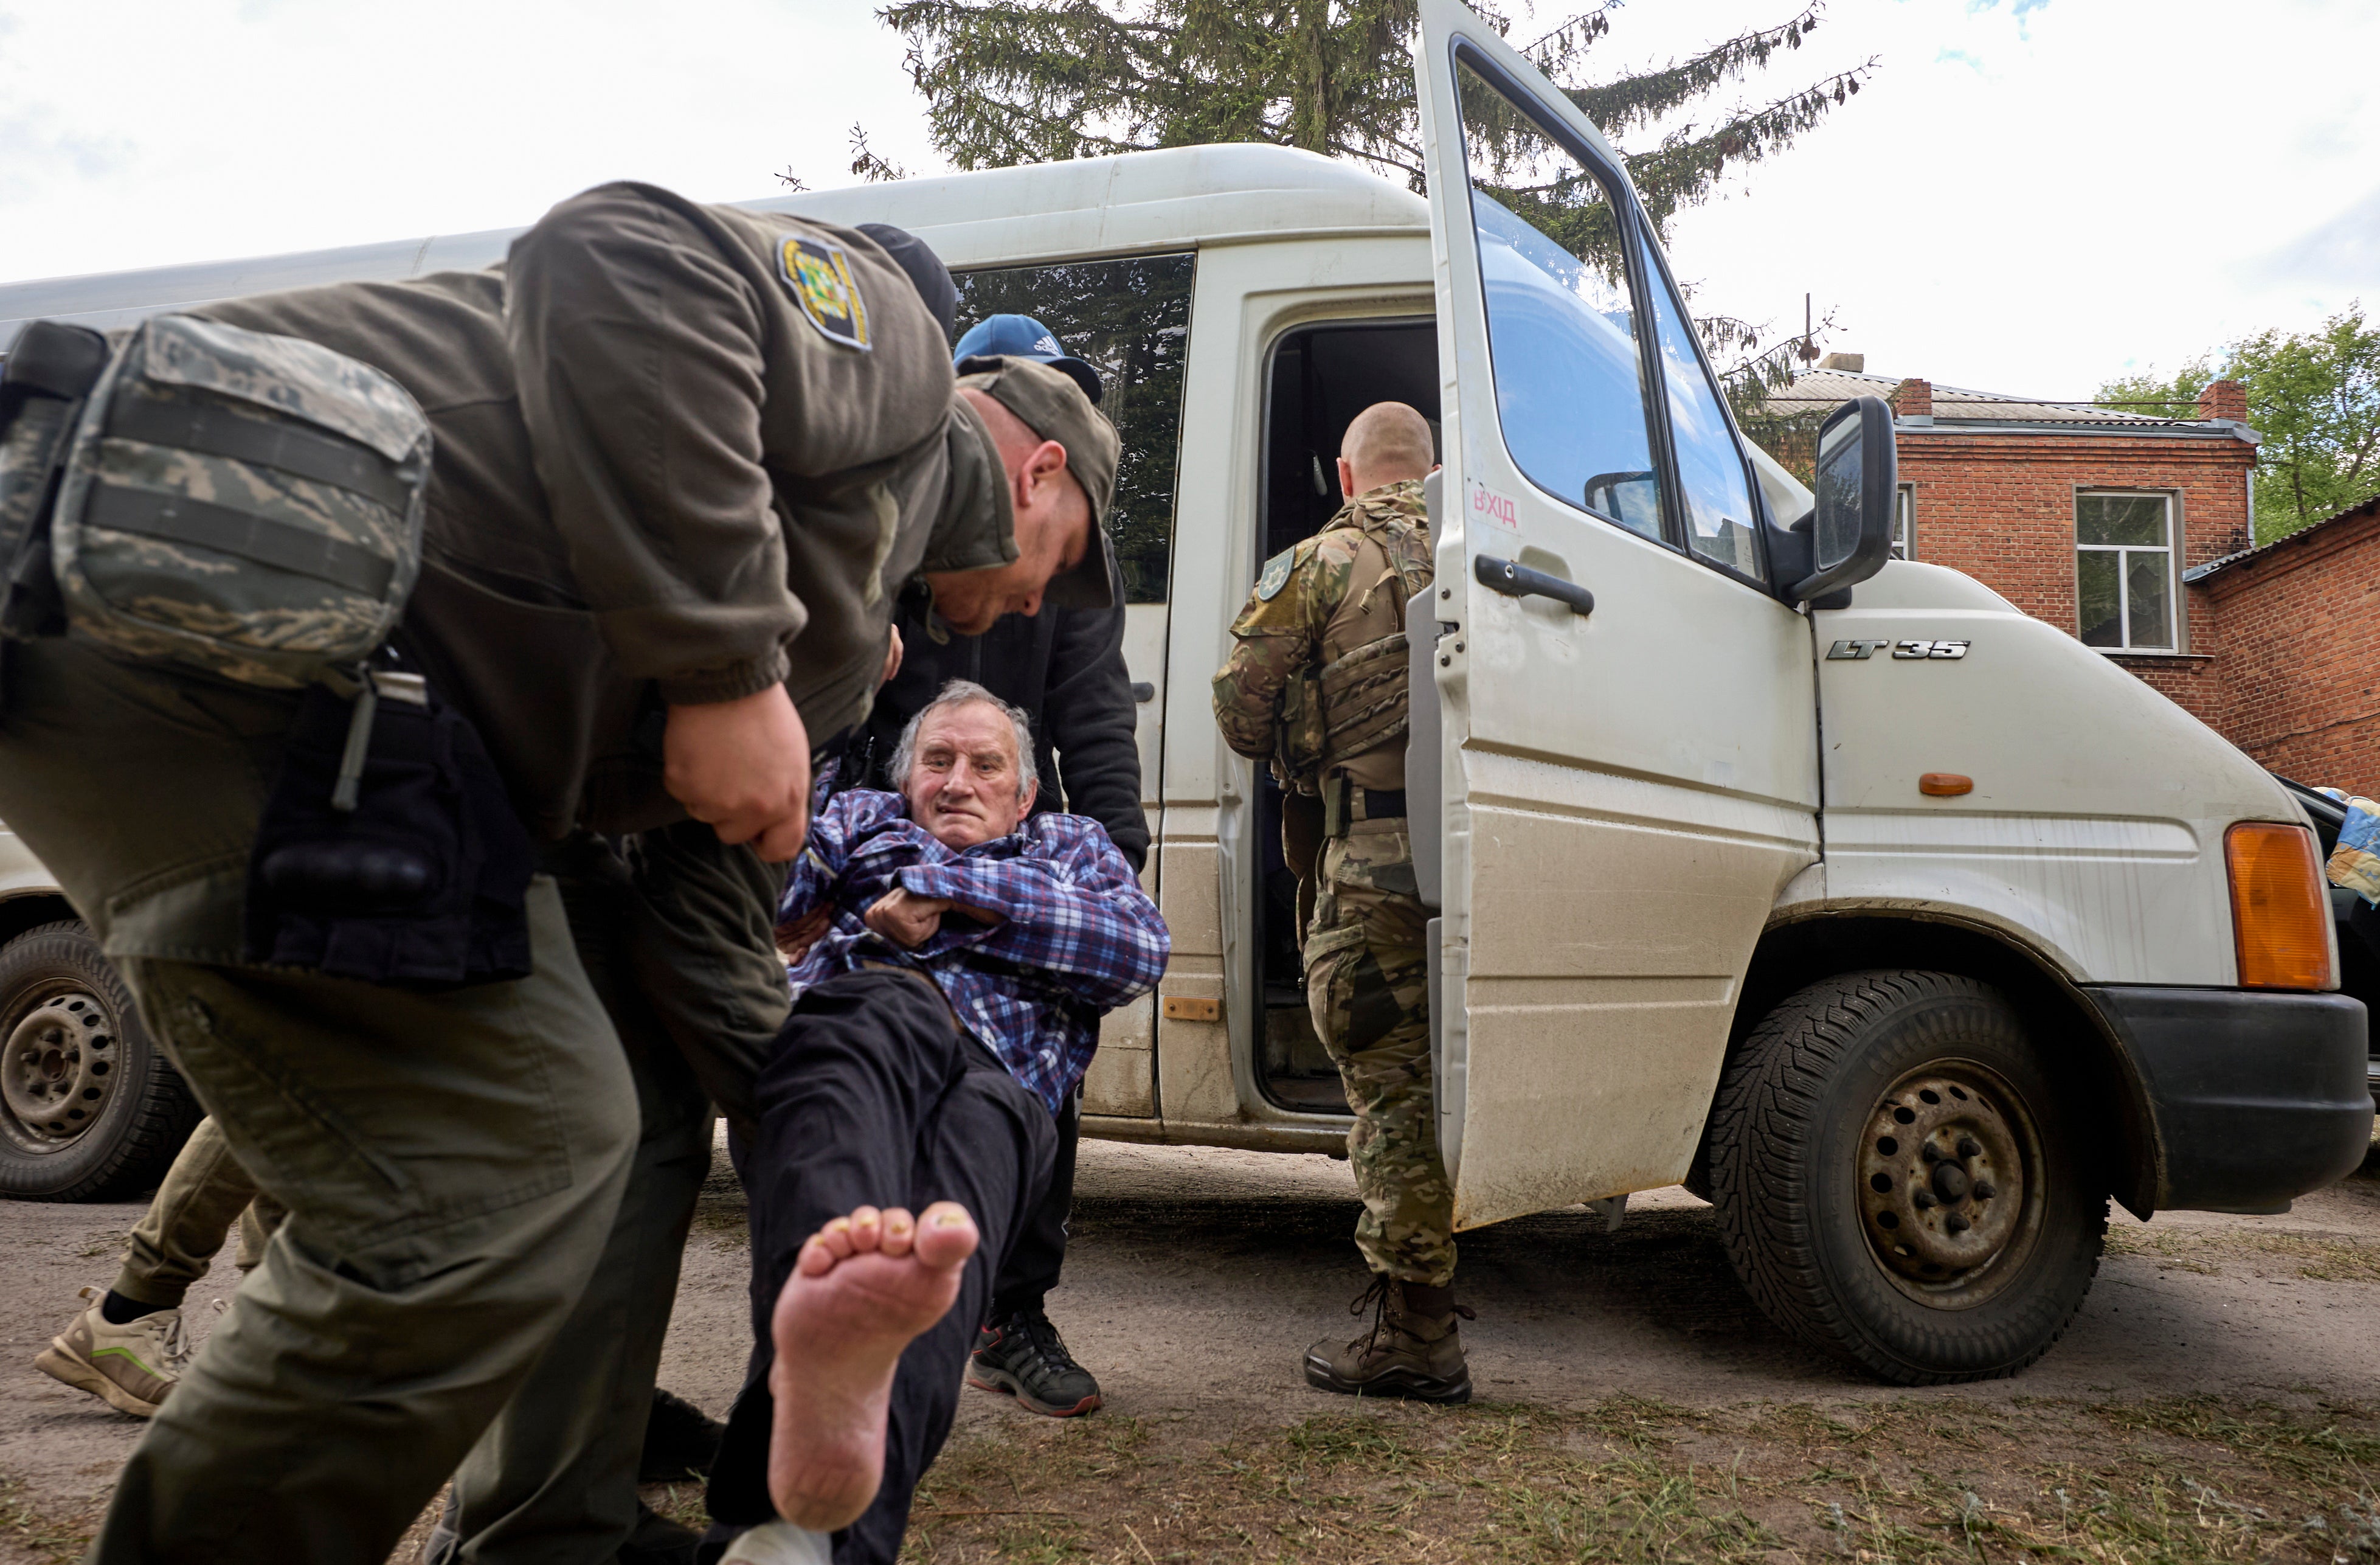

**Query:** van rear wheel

left=1707, top=970, right=2105, bottom=1384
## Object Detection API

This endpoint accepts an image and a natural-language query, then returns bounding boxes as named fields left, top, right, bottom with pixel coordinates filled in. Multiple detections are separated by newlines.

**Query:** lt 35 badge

left=1827, top=638, right=1970, bottom=660
left=779, top=236, right=872, bottom=352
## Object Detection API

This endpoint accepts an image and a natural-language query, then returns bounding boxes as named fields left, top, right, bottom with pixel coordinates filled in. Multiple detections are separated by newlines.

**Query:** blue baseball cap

left=952, top=313, right=1104, bottom=404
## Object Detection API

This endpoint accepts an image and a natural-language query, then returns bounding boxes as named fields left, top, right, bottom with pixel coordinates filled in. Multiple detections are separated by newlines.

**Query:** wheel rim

left=1856, top=1060, right=2046, bottom=1309
left=0, top=982, right=119, bottom=1150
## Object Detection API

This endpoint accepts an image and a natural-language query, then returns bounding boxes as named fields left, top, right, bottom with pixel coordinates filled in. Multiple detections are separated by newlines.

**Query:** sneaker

left=34, top=1286, right=190, bottom=1417
left=638, top=1386, right=725, bottom=1482
left=967, top=1310, right=1102, bottom=1417
left=1303, top=1277, right=1473, bottom=1404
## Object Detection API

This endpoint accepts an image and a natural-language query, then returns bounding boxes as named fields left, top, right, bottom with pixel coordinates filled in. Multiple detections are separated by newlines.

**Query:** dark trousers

left=989, top=1088, right=1079, bottom=1320
left=705, top=970, right=1055, bottom=1565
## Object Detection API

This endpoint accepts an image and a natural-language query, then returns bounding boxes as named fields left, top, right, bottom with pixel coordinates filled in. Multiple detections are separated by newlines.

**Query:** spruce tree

left=871, top=0, right=1872, bottom=395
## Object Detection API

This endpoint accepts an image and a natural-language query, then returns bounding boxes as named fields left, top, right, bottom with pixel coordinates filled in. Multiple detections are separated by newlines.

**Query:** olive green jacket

left=199, top=181, right=1012, bottom=837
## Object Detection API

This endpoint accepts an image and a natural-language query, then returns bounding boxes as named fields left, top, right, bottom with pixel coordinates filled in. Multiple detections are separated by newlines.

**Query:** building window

left=2076, top=492, right=2175, bottom=651
left=1892, top=484, right=1914, bottom=559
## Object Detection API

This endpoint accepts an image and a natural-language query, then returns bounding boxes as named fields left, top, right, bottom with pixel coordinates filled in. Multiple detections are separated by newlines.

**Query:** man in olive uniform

left=0, top=182, right=1112, bottom=1565
left=1211, top=401, right=1470, bottom=1403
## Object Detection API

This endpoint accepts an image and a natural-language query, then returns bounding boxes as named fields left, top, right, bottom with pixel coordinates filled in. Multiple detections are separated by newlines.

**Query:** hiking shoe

left=967, top=1310, right=1102, bottom=1417
left=639, top=1386, right=725, bottom=1481
left=1303, top=1277, right=1473, bottom=1404
left=34, top=1286, right=190, bottom=1417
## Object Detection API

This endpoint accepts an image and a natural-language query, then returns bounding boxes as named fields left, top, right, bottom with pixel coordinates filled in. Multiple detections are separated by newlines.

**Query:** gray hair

left=889, top=679, right=1037, bottom=803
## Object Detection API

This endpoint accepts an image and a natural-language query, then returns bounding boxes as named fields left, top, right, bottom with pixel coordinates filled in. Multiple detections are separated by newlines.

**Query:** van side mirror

left=1782, top=395, right=1897, bottom=603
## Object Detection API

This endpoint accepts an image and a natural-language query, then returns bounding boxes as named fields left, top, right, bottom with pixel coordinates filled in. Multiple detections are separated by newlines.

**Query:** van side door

left=1414, top=0, right=1822, bottom=1227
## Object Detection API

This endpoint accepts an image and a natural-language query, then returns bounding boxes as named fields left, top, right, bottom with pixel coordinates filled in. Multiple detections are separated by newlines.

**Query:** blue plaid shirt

left=778, top=789, right=1169, bottom=1115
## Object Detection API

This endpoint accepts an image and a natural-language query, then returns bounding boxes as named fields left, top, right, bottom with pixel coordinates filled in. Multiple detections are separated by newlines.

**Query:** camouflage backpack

left=40, top=313, right=430, bottom=691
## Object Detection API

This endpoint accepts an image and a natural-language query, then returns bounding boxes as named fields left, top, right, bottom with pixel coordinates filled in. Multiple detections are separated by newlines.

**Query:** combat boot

left=1303, top=1277, right=1473, bottom=1403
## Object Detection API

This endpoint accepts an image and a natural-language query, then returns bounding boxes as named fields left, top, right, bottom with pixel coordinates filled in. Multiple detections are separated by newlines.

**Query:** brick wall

left=2200, top=499, right=2380, bottom=792
left=1898, top=427, right=2254, bottom=732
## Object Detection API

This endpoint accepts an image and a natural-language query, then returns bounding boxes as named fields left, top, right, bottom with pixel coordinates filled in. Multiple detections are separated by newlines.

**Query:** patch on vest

left=778, top=236, right=872, bottom=352
left=1256, top=548, right=1296, bottom=601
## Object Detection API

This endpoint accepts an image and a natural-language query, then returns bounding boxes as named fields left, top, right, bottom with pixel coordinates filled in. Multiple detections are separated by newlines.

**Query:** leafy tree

left=2092, top=358, right=2214, bottom=425
left=868, top=0, right=1872, bottom=397
left=2095, top=305, right=2380, bottom=544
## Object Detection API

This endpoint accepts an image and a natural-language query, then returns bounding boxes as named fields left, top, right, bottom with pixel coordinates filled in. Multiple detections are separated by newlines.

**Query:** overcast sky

left=2, top=0, right=2371, bottom=399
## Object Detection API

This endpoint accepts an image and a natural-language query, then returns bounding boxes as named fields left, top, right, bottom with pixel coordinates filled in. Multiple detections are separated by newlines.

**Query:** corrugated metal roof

left=1751, top=366, right=2196, bottom=427
left=2183, top=493, right=2380, bottom=582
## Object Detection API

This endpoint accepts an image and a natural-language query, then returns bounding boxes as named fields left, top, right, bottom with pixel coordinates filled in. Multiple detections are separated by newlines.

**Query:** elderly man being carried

left=704, top=679, right=1168, bottom=1565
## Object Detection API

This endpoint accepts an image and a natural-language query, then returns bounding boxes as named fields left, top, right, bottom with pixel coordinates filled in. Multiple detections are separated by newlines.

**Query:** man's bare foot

left=767, top=1201, right=978, bottom=1532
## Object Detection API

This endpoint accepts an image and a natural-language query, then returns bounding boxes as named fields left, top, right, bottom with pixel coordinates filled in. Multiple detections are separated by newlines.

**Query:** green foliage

left=874, top=0, right=1873, bottom=396
left=2093, top=357, right=2216, bottom=425
left=2095, top=304, right=2380, bottom=545
left=2233, top=306, right=2380, bottom=542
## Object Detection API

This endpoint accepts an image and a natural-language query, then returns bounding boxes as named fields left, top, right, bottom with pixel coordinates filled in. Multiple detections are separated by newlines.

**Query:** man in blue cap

left=955, top=314, right=1104, bottom=406
left=834, top=311, right=1142, bottom=1423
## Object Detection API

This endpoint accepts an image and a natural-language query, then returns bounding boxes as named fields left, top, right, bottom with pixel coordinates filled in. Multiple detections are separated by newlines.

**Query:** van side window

left=1637, top=234, right=1766, bottom=581
left=1455, top=58, right=1665, bottom=542
left=953, top=254, right=1195, bottom=603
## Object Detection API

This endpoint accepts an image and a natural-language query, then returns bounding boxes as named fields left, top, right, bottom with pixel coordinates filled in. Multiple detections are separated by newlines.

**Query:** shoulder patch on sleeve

left=778, top=235, right=872, bottom=352
left=1255, top=547, right=1297, bottom=601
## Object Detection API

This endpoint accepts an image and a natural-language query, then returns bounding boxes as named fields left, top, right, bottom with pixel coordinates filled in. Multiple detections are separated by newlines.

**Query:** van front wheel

left=1707, top=970, right=2105, bottom=1384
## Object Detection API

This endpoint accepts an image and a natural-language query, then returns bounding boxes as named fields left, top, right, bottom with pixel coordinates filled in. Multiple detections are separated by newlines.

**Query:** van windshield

left=1458, top=57, right=1664, bottom=542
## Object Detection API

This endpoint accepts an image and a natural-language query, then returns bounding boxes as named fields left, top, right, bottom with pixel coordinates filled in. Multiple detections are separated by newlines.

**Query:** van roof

left=0, top=145, right=1429, bottom=352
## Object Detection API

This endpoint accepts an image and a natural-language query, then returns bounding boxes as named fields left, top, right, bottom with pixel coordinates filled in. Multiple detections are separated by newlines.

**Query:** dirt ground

left=3, top=1135, right=2378, bottom=1563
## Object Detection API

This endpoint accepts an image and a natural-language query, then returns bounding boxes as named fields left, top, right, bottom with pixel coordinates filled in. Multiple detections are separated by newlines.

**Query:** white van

left=1, top=0, right=2365, bottom=1384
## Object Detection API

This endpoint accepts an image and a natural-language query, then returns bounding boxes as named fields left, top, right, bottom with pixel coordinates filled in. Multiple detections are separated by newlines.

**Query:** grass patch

left=901, top=1393, right=2380, bottom=1563
left=2106, top=1224, right=2380, bottom=1281
left=642, top=1479, right=713, bottom=1535
left=0, top=1476, right=91, bottom=1565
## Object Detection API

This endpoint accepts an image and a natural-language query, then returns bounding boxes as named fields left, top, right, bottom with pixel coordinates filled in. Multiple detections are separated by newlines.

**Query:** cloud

left=0, top=111, right=134, bottom=205
left=1935, top=46, right=1984, bottom=69
left=2239, top=184, right=2380, bottom=291
left=1966, top=0, right=2050, bottom=38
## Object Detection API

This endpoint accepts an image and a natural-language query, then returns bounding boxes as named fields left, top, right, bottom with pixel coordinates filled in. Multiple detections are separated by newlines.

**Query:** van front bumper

left=2083, top=985, right=2371, bottom=1213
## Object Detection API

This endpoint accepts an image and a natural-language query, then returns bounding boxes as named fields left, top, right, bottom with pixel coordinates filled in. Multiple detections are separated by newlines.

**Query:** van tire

left=0, top=921, right=198, bottom=1201
left=1707, top=969, right=2105, bottom=1384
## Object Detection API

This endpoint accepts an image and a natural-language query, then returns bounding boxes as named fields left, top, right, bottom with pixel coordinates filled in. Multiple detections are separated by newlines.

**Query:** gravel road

left=1, top=1134, right=2375, bottom=1558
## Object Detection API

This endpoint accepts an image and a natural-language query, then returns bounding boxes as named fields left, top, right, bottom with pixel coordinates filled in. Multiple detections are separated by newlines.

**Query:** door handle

left=1474, top=553, right=1594, bottom=616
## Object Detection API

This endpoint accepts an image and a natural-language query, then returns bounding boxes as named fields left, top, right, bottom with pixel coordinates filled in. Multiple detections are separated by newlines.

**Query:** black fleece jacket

left=857, top=550, right=1149, bottom=872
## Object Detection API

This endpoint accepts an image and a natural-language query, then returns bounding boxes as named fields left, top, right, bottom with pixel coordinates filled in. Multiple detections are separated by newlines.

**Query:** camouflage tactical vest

left=41, top=313, right=431, bottom=691
left=1281, top=501, right=1434, bottom=786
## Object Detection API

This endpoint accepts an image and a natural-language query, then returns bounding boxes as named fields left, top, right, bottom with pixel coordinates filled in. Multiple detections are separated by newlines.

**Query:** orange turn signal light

left=1920, top=773, right=1973, bottom=796
left=2226, top=822, right=2333, bottom=990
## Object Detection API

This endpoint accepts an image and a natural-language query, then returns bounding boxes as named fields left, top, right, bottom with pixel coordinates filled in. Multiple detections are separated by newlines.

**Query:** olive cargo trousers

left=109, top=1114, right=285, bottom=1311
left=437, top=824, right=789, bottom=1565
left=0, top=640, right=640, bottom=1565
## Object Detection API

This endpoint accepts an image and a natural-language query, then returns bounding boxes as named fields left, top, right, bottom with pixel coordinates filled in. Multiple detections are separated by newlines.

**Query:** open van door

left=1412, top=0, right=1824, bottom=1229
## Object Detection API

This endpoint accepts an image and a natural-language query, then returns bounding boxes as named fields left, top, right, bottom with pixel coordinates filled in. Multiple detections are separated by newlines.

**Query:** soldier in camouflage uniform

left=1211, top=401, right=1472, bottom=1404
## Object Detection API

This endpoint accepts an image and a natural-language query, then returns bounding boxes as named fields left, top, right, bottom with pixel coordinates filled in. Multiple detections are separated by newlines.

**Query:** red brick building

left=2187, top=497, right=2380, bottom=788
left=1773, top=362, right=2378, bottom=791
